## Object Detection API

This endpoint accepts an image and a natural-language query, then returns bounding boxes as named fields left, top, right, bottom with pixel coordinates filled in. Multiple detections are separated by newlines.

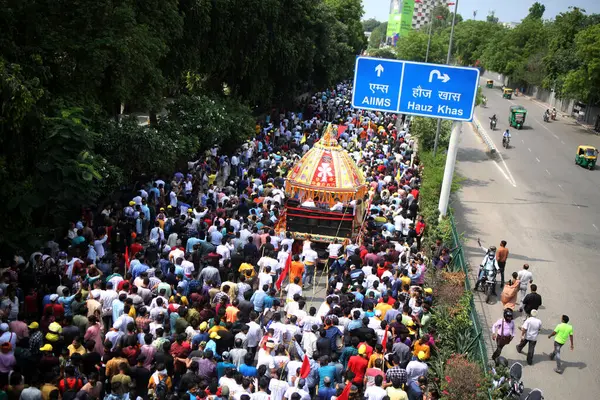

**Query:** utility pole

left=432, top=0, right=460, bottom=157
left=438, top=122, right=461, bottom=219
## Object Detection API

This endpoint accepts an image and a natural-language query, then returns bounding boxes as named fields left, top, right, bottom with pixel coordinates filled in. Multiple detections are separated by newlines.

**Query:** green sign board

left=386, top=0, right=415, bottom=38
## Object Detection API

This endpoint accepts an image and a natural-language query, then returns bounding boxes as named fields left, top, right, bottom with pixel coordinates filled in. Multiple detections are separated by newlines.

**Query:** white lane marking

left=561, top=140, right=565, bottom=144
left=521, top=139, right=524, bottom=144
left=528, top=148, right=532, bottom=152
left=558, top=184, right=564, bottom=191
left=492, top=160, right=517, bottom=187
left=546, top=169, right=551, bottom=176
left=552, top=133, right=559, bottom=139
left=536, top=157, right=540, bottom=162
left=593, top=224, right=599, bottom=231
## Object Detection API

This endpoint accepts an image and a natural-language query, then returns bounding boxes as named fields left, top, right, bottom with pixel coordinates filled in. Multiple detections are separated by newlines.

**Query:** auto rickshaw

left=508, top=105, right=527, bottom=129
left=575, top=145, right=598, bottom=170
left=503, top=88, right=513, bottom=99
left=486, top=79, right=494, bottom=88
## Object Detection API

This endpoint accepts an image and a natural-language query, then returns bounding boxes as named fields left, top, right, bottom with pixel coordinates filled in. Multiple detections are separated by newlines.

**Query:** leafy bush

left=410, top=117, right=452, bottom=152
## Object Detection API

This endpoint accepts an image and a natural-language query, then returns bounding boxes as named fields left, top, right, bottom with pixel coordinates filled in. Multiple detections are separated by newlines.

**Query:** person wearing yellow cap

left=348, top=344, right=369, bottom=390
left=412, top=335, right=431, bottom=361
left=406, top=350, right=429, bottom=383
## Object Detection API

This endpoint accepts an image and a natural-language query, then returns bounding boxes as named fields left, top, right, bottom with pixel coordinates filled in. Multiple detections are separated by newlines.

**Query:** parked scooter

left=506, top=362, right=525, bottom=399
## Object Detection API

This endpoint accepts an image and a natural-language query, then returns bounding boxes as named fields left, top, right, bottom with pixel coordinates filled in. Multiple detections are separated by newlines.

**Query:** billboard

left=386, top=0, right=415, bottom=39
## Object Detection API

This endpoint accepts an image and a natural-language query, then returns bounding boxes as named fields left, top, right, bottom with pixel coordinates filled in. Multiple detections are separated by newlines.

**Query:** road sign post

left=351, top=57, right=480, bottom=121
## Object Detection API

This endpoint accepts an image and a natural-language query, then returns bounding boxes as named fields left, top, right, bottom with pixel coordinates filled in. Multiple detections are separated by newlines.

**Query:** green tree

left=369, top=22, right=388, bottom=48
left=369, top=48, right=396, bottom=59
left=486, top=11, right=499, bottom=24
left=526, top=2, right=546, bottom=20
left=395, top=30, right=446, bottom=64
left=563, top=24, right=600, bottom=105
left=362, top=18, right=381, bottom=32
left=453, top=21, right=504, bottom=65
left=410, top=117, right=452, bottom=152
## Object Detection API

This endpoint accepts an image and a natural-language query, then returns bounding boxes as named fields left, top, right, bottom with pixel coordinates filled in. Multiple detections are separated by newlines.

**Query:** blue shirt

left=186, top=237, right=201, bottom=253
left=250, top=291, right=267, bottom=312
left=210, top=231, right=223, bottom=246
left=58, top=294, right=77, bottom=316
left=131, top=263, right=149, bottom=279
left=318, top=386, right=336, bottom=400
left=263, top=295, right=275, bottom=309
left=318, top=365, right=336, bottom=388
left=238, top=363, right=257, bottom=377
left=406, top=381, right=423, bottom=400
left=216, top=362, right=236, bottom=380
left=112, top=299, right=124, bottom=322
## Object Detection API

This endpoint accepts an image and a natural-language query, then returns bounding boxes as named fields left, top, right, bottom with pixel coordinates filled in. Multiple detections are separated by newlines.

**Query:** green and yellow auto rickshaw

left=575, top=145, right=598, bottom=170
left=486, top=79, right=494, bottom=88
left=508, top=105, right=527, bottom=129
left=503, top=88, right=513, bottom=99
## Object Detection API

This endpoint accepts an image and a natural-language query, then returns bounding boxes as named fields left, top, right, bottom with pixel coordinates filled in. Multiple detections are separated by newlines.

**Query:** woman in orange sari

left=501, top=271, right=520, bottom=310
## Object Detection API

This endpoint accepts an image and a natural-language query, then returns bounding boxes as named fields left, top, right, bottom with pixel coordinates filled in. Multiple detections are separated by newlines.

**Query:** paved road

left=453, top=77, right=600, bottom=397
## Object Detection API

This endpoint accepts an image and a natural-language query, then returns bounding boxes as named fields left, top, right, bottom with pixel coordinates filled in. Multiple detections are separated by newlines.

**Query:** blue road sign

left=351, top=56, right=480, bottom=121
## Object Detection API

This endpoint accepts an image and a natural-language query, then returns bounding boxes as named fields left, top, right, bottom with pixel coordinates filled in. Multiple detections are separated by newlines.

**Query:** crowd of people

left=0, top=82, right=445, bottom=400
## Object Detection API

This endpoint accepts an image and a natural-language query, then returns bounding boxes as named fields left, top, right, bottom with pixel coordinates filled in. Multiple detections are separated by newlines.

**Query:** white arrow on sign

left=429, top=69, right=450, bottom=83
left=375, top=64, right=384, bottom=77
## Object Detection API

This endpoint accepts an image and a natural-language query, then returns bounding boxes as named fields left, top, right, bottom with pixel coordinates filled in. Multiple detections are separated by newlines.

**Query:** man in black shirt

left=130, top=355, right=152, bottom=399
left=521, top=284, right=542, bottom=316
left=350, top=317, right=376, bottom=343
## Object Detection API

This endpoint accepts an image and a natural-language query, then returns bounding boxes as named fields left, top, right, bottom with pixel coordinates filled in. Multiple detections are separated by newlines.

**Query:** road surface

left=453, top=77, right=600, bottom=397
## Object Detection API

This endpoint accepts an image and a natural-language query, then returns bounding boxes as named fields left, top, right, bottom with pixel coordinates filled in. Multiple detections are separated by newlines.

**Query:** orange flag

left=124, top=247, right=130, bottom=270
left=275, top=253, right=292, bottom=291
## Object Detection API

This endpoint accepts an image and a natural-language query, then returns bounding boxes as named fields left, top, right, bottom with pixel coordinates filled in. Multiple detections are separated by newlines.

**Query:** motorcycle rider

left=551, top=107, right=557, bottom=120
left=489, top=114, right=497, bottom=129
left=503, top=129, right=511, bottom=145
left=475, top=239, right=499, bottom=294
left=544, top=109, right=550, bottom=120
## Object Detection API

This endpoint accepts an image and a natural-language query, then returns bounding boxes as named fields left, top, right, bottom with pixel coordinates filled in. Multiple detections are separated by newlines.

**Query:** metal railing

left=449, top=214, right=489, bottom=372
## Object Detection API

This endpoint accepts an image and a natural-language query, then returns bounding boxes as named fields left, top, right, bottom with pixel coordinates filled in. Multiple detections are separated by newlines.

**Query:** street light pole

left=432, top=0, right=460, bottom=157
left=425, top=14, right=433, bottom=62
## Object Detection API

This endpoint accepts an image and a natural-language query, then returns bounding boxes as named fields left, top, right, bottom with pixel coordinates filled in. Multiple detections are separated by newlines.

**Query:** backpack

left=62, top=378, right=79, bottom=400
left=155, top=375, right=168, bottom=400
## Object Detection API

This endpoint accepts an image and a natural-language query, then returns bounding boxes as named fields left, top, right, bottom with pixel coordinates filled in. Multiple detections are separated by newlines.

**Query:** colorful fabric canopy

left=285, top=124, right=367, bottom=204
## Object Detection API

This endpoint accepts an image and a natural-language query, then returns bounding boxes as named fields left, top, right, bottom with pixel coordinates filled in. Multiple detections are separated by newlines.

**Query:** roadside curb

left=471, top=115, right=497, bottom=154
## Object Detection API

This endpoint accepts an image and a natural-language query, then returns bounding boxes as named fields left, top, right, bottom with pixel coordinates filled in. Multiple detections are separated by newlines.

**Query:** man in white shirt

left=364, top=375, right=387, bottom=400
left=516, top=309, right=542, bottom=365
left=301, top=243, right=319, bottom=287
left=149, top=222, right=164, bottom=246
left=330, top=199, right=344, bottom=211
left=216, top=237, right=233, bottom=266
left=284, top=277, right=303, bottom=302
left=517, top=264, right=533, bottom=308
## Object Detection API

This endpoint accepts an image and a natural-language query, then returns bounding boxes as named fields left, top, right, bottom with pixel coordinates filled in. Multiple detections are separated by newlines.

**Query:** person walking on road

left=491, top=309, right=515, bottom=360
left=516, top=309, right=542, bottom=365
left=496, top=240, right=509, bottom=286
left=521, top=284, right=542, bottom=318
left=548, top=315, right=574, bottom=374
left=517, top=264, right=533, bottom=310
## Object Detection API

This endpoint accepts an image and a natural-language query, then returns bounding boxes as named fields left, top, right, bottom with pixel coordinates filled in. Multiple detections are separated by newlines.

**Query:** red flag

left=299, top=355, right=310, bottom=378
left=337, top=125, right=348, bottom=139
left=275, top=253, right=292, bottom=291
left=337, top=382, right=352, bottom=400
left=381, top=326, right=389, bottom=351
left=124, top=247, right=130, bottom=270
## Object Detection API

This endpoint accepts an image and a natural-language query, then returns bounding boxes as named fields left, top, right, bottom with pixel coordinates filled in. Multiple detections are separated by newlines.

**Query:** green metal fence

left=449, top=214, right=489, bottom=372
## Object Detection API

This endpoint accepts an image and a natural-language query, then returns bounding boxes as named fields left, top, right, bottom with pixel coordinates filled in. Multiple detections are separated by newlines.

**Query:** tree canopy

left=0, top=0, right=366, bottom=253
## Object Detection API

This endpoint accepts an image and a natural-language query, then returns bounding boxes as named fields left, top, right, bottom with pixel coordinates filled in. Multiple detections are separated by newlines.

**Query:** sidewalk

left=519, top=93, right=598, bottom=133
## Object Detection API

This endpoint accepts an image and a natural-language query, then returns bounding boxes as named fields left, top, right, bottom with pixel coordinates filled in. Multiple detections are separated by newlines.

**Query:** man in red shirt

left=170, top=333, right=191, bottom=374
left=347, top=344, right=369, bottom=392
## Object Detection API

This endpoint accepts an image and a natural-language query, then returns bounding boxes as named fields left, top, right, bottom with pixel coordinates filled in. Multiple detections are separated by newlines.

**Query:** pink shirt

left=9, top=321, right=29, bottom=340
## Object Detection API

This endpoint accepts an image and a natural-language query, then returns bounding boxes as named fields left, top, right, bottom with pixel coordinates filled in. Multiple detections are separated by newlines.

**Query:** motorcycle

left=503, top=136, right=510, bottom=149
left=490, top=118, right=497, bottom=130
left=507, top=362, right=525, bottom=399
left=551, top=110, right=557, bottom=120
left=525, top=389, right=544, bottom=400
left=543, top=113, right=550, bottom=123
left=477, top=267, right=497, bottom=303
left=482, top=97, right=487, bottom=107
